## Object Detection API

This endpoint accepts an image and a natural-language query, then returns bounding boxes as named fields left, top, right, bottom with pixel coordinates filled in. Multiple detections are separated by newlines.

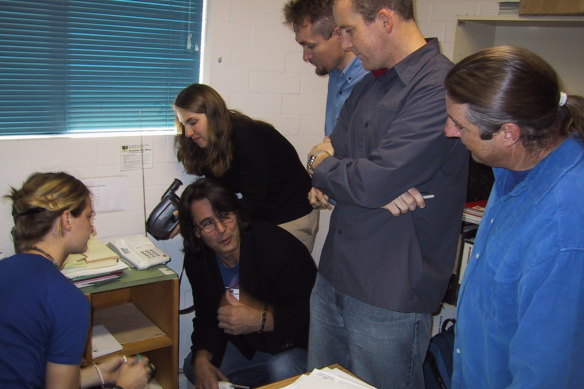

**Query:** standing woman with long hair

left=174, top=83, right=319, bottom=251
left=0, top=172, right=150, bottom=389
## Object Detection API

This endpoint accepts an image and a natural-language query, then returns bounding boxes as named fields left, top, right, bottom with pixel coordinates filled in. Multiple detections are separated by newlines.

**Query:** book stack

left=62, top=236, right=128, bottom=287
left=462, top=200, right=487, bottom=225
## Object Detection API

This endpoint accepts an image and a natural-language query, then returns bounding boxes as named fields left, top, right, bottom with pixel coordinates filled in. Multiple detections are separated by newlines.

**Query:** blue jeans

left=308, top=274, right=431, bottom=389
left=183, top=342, right=306, bottom=387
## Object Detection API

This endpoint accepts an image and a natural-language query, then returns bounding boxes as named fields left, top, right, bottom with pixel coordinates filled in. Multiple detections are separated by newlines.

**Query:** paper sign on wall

left=120, top=144, right=153, bottom=171
left=83, top=176, right=127, bottom=212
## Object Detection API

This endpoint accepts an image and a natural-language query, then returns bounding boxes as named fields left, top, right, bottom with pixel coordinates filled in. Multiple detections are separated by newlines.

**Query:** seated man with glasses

left=178, top=178, right=317, bottom=389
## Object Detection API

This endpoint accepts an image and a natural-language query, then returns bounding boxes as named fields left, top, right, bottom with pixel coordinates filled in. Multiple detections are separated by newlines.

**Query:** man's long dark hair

left=178, top=178, right=249, bottom=255
left=446, top=46, right=584, bottom=153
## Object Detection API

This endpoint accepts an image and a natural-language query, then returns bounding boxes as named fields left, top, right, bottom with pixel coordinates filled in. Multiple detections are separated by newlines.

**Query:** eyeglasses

left=195, top=212, right=236, bottom=234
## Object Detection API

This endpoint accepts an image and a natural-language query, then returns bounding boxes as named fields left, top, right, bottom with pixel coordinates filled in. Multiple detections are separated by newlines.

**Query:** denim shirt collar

left=494, top=136, right=584, bottom=205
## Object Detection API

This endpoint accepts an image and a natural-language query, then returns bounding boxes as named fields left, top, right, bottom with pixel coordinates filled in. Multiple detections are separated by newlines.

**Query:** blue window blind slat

left=0, top=0, right=202, bottom=136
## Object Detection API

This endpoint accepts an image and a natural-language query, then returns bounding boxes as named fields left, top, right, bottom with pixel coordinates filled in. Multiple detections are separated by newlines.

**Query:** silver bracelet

left=307, top=150, right=330, bottom=172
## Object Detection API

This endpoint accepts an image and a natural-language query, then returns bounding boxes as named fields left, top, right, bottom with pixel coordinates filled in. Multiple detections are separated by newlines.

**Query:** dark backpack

left=423, top=318, right=456, bottom=389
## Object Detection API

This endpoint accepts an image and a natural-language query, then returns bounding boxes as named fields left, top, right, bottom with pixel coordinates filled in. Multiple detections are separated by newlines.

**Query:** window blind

left=0, top=0, right=203, bottom=136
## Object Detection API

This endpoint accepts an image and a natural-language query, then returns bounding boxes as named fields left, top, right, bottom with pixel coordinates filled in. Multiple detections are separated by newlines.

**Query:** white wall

left=0, top=0, right=500, bottom=367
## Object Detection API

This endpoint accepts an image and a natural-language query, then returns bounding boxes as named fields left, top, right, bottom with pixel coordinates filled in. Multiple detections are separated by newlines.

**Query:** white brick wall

left=0, top=0, right=501, bottom=369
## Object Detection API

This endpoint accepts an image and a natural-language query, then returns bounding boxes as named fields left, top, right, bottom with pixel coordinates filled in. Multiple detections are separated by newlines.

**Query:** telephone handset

left=107, top=235, right=170, bottom=270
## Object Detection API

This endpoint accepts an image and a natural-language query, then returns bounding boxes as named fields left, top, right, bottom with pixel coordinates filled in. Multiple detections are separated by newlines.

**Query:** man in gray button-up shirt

left=305, top=0, right=468, bottom=388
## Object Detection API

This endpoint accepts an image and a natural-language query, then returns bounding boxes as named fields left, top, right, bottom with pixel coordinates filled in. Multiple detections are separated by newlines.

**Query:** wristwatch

left=307, top=150, right=330, bottom=173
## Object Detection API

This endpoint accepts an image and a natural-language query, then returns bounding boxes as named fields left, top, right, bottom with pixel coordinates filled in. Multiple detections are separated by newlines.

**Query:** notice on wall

left=83, top=176, right=127, bottom=212
left=120, top=144, right=153, bottom=171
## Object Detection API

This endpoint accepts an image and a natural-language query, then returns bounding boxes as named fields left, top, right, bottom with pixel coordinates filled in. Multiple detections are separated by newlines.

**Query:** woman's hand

left=79, top=355, right=149, bottom=389
left=114, top=355, right=151, bottom=389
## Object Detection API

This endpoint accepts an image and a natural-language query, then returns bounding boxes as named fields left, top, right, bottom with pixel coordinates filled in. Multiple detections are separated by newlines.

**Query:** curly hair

left=6, top=172, right=90, bottom=252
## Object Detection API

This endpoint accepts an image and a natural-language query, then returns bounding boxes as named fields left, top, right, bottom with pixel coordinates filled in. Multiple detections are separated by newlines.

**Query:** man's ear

left=332, top=26, right=341, bottom=41
left=377, top=9, right=394, bottom=32
left=194, top=228, right=201, bottom=239
left=501, top=123, right=521, bottom=146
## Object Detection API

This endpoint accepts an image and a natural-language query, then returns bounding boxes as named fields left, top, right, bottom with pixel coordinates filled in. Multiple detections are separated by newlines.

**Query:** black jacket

left=185, top=221, right=316, bottom=366
left=204, top=116, right=312, bottom=225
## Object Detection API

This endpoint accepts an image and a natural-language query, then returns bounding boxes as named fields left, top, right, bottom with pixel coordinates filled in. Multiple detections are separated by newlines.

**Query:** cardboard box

left=520, top=0, right=584, bottom=15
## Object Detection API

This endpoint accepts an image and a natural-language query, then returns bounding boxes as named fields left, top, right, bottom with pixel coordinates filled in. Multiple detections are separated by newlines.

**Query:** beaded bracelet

left=258, top=306, right=268, bottom=334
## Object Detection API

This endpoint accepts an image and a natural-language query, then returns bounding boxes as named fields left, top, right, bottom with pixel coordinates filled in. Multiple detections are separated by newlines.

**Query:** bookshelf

left=81, top=265, right=179, bottom=389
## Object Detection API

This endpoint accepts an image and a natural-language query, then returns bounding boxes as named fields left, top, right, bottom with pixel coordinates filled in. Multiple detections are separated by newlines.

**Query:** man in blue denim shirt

left=445, top=46, right=584, bottom=388
left=283, top=0, right=368, bottom=136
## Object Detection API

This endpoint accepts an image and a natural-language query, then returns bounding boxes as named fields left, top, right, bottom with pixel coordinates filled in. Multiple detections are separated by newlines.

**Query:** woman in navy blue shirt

left=0, top=172, right=150, bottom=389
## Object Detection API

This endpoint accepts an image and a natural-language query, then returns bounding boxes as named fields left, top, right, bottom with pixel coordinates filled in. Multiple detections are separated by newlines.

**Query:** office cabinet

left=81, top=265, right=179, bottom=389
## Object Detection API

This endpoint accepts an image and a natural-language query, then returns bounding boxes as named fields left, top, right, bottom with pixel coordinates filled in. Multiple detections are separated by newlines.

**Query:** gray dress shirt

left=313, top=40, right=468, bottom=313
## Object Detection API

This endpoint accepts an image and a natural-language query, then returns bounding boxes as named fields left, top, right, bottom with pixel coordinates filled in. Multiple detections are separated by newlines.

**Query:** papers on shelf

left=61, top=261, right=128, bottom=282
left=92, top=324, right=123, bottom=358
left=93, top=303, right=166, bottom=344
left=71, top=271, right=125, bottom=288
left=146, top=379, right=163, bottom=389
left=64, top=236, right=120, bottom=269
left=462, top=200, right=487, bottom=225
left=61, top=236, right=128, bottom=287
left=282, top=367, right=375, bottom=389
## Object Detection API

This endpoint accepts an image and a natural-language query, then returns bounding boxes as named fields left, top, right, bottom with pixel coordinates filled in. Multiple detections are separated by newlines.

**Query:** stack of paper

left=282, top=367, right=375, bottom=389
left=62, top=236, right=128, bottom=287
left=69, top=270, right=126, bottom=288
left=92, top=324, right=123, bottom=358
left=64, top=236, right=120, bottom=268
left=462, top=200, right=487, bottom=225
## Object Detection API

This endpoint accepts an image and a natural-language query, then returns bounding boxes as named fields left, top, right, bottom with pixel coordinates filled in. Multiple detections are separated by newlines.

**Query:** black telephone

left=146, top=179, right=183, bottom=240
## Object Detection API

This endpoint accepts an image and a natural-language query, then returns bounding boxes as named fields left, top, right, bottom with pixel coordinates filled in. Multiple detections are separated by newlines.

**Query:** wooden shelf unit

left=81, top=265, right=179, bottom=389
